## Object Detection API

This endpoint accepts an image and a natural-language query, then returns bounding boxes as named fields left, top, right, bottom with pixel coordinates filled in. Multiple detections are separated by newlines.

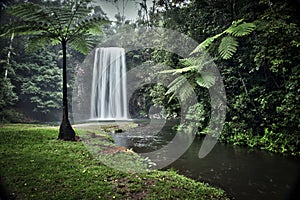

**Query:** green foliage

left=149, top=0, right=299, bottom=156
left=0, top=78, right=19, bottom=122
left=0, top=78, right=17, bottom=108
left=1, top=0, right=108, bottom=54
left=13, top=50, right=62, bottom=114
left=220, top=125, right=300, bottom=156
left=166, top=75, right=194, bottom=103
left=177, top=103, right=206, bottom=134
left=195, top=73, right=216, bottom=88
left=0, top=0, right=108, bottom=137
left=225, top=20, right=256, bottom=37
left=191, top=33, right=223, bottom=54
left=160, top=19, right=255, bottom=105
left=218, top=36, right=239, bottom=60
left=150, top=84, right=180, bottom=118
left=190, top=19, right=256, bottom=59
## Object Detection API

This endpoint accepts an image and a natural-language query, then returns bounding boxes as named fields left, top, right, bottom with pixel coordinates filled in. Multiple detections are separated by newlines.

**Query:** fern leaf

left=190, top=32, right=223, bottom=55
left=179, top=84, right=195, bottom=102
left=218, top=36, right=239, bottom=59
left=166, top=75, right=195, bottom=103
left=69, top=33, right=94, bottom=54
left=24, top=35, right=53, bottom=53
left=182, top=56, right=215, bottom=70
left=51, top=39, right=61, bottom=46
left=166, top=76, right=186, bottom=95
left=3, top=1, right=108, bottom=56
left=195, top=73, right=216, bottom=88
left=225, top=22, right=256, bottom=37
left=181, top=57, right=202, bottom=67
left=159, top=56, right=214, bottom=76
left=159, top=66, right=196, bottom=74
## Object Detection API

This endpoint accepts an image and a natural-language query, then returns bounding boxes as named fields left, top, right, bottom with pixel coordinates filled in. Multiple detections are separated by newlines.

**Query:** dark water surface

left=111, top=122, right=300, bottom=200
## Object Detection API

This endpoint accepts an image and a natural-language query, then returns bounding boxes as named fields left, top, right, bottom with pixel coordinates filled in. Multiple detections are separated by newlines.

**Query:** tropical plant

left=0, top=0, right=108, bottom=140
left=190, top=19, right=256, bottom=59
left=160, top=19, right=256, bottom=100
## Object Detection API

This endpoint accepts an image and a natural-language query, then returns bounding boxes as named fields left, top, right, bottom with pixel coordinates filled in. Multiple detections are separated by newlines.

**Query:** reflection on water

left=111, top=122, right=300, bottom=200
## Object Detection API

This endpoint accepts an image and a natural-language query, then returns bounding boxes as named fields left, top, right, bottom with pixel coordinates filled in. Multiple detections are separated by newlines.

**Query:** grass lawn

left=0, top=124, right=230, bottom=199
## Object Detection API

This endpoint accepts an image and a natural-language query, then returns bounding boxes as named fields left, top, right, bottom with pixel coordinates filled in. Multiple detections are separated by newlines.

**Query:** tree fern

left=69, top=33, right=95, bottom=54
left=218, top=36, right=239, bottom=59
left=166, top=75, right=194, bottom=103
left=225, top=21, right=256, bottom=37
left=190, top=33, right=223, bottom=55
left=1, top=1, right=108, bottom=46
left=0, top=0, right=109, bottom=141
left=166, top=76, right=187, bottom=96
left=190, top=19, right=256, bottom=59
left=160, top=19, right=255, bottom=104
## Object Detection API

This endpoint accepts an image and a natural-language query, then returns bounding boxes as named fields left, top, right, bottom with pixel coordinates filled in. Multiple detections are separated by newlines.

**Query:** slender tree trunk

left=4, top=32, right=14, bottom=79
left=58, top=39, right=75, bottom=141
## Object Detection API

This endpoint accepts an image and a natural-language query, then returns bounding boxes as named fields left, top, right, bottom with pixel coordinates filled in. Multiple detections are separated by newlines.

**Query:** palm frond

left=7, top=3, right=60, bottom=29
left=218, top=36, right=239, bottom=59
left=180, top=57, right=202, bottom=68
left=51, top=38, right=61, bottom=46
left=1, top=21, right=59, bottom=39
left=190, top=19, right=255, bottom=57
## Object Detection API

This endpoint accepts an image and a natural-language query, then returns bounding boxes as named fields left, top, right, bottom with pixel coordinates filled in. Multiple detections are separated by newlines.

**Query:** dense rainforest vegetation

left=0, top=0, right=299, bottom=155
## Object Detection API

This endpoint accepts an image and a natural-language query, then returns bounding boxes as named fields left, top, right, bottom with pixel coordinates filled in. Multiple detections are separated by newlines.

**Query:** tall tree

left=0, top=0, right=108, bottom=140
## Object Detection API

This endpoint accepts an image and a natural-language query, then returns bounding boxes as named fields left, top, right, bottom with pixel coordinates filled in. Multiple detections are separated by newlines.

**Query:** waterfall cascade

left=90, top=47, right=128, bottom=120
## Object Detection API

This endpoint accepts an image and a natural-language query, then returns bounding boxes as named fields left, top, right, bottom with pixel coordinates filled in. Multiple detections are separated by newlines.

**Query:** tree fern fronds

left=218, top=36, right=239, bottom=59
left=190, top=19, right=255, bottom=57
left=230, top=19, right=245, bottom=26
left=166, top=75, right=187, bottom=95
left=7, top=2, right=41, bottom=19
left=166, top=75, right=195, bottom=103
left=179, top=83, right=195, bottom=103
left=69, top=33, right=94, bottom=54
left=158, top=66, right=197, bottom=74
left=77, top=16, right=109, bottom=33
left=180, top=56, right=202, bottom=67
left=24, top=35, right=53, bottom=53
left=51, top=38, right=61, bottom=46
left=225, top=22, right=256, bottom=37
left=190, top=32, right=223, bottom=55
left=196, top=73, right=216, bottom=88
left=7, top=3, right=60, bottom=30
left=181, top=56, right=215, bottom=71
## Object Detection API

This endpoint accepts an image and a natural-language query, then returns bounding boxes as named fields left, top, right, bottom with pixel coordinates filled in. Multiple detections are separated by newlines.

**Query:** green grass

left=0, top=124, right=230, bottom=199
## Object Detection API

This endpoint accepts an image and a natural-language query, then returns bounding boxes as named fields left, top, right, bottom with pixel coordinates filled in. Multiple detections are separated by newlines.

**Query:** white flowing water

left=90, top=47, right=128, bottom=120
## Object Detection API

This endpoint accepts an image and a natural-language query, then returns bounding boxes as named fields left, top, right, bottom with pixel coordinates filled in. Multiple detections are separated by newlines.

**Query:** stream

left=111, top=121, right=300, bottom=200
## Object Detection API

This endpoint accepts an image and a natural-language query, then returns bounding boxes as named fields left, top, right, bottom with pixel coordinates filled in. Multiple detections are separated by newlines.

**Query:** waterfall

left=90, top=47, right=128, bottom=120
